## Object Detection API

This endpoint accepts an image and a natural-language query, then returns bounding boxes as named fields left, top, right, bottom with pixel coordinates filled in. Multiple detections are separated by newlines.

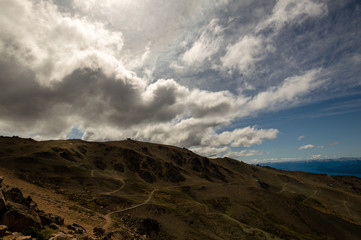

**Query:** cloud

left=258, top=0, right=327, bottom=32
left=0, top=50, right=279, bottom=150
left=221, top=35, right=273, bottom=74
left=200, top=126, right=278, bottom=148
left=249, top=157, right=304, bottom=164
left=181, top=19, right=223, bottom=66
left=329, top=142, right=340, bottom=146
left=0, top=0, right=338, bottom=159
left=244, top=68, right=325, bottom=114
left=190, top=146, right=262, bottom=159
left=224, top=149, right=262, bottom=158
left=298, top=135, right=305, bottom=140
left=298, top=144, right=315, bottom=150
left=298, top=141, right=341, bottom=151
left=0, top=0, right=131, bottom=86
left=190, top=146, right=230, bottom=158
left=221, top=0, right=327, bottom=74
left=71, top=0, right=205, bottom=73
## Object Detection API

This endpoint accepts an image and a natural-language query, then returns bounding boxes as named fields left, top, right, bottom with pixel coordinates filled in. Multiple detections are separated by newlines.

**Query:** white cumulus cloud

left=298, top=144, right=315, bottom=150
left=0, top=0, right=133, bottom=86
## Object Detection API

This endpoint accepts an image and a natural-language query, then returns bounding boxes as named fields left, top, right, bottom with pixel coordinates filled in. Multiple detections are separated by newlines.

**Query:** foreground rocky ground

left=0, top=175, right=145, bottom=240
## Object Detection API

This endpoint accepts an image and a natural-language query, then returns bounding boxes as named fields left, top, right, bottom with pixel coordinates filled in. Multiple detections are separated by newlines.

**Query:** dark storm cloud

left=0, top=50, right=282, bottom=149
left=0, top=57, right=180, bottom=132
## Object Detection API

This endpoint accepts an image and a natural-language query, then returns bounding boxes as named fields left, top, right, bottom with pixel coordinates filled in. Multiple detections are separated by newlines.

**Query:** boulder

left=0, top=202, right=41, bottom=231
left=1, top=232, right=32, bottom=240
left=0, top=224, right=8, bottom=237
left=15, top=236, right=32, bottom=240
left=67, top=223, right=86, bottom=234
left=49, top=233, right=73, bottom=240
left=38, top=211, right=64, bottom=226
left=93, top=226, right=105, bottom=236
left=2, top=187, right=31, bottom=206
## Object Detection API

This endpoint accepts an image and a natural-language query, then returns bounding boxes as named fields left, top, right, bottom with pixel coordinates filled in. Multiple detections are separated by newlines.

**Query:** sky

left=0, top=0, right=360, bottom=163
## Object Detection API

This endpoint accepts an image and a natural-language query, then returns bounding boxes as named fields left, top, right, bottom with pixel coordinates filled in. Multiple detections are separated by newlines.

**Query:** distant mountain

left=1, top=136, right=361, bottom=239
left=260, top=158, right=361, bottom=178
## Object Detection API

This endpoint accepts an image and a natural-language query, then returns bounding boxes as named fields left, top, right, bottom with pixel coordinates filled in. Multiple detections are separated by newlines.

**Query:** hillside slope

left=1, top=136, right=361, bottom=239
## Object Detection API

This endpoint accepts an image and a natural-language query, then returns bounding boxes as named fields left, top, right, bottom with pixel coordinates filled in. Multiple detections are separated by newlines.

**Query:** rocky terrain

left=0, top=175, right=145, bottom=239
left=1, top=136, right=361, bottom=239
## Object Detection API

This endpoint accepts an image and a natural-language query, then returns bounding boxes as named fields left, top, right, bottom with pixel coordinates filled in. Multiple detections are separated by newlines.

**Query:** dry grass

left=1, top=136, right=361, bottom=239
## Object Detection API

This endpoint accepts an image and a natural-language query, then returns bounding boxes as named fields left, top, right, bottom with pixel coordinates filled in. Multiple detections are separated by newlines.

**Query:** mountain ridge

left=1, top=136, right=361, bottom=239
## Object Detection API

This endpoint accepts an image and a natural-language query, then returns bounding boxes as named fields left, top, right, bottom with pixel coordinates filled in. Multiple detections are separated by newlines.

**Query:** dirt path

left=90, top=169, right=125, bottom=195
left=279, top=183, right=287, bottom=193
left=101, top=177, right=260, bottom=230
left=103, top=188, right=158, bottom=230
left=103, top=177, right=125, bottom=195
left=192, top=201, right=280, bottom=239
left=302, top=190, right=318, bottom=204
left=343, top=196, right=351, bottom=217
left=0, top=168, right=103, bottom=234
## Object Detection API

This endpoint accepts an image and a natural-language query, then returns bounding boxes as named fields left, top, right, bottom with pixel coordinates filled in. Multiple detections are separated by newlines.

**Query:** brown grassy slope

left=1, top=136, right=361, bottom=240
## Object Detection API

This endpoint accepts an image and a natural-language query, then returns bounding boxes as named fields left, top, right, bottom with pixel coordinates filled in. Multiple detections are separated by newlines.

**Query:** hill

left=1, top=136, right=361, bottom=239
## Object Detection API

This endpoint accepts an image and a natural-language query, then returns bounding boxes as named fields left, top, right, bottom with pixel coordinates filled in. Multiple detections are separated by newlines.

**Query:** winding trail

left=193, top=201, right=280, bottom=239
left=98, top=175, right=261, bottom=231
left=103, top=177, right=126, bottom=195
left=302, top=190, right=318, bottom=204
left=90, top=169, right=125, bottom=195
left=103, top=188, right=158, bottom=230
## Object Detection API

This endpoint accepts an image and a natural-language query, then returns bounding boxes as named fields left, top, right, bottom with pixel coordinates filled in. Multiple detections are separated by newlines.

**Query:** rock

left=73, top=223, right=86, bottom=233
left=38, top=212, right=52, bottom=226
left=0, top=176, right=3, bottom=186
left=0, top=225, right=8, bottom=237
left=76, top=234, right=90, bottom=240
left=93, top=226, right=105, bottom=236
left=67, top=224, right=75, bottom=231
left=49, top=233, right=73, bottom=240
left=53, top=215, right=64, bottom=225
left=15, top=236, right=32, bottom=240
left=1, top=232, right=28, bottom=240
left=0, top=202, right=41, bottom=231
left=39, top=212, right=64, bottom=226
left=0, top=190, right=7, bottom=213
left=2, top=187, right=30, bottom=206
left=49, top=223, right=58, bottom=230
left=67, top=223, right=86, bottom=234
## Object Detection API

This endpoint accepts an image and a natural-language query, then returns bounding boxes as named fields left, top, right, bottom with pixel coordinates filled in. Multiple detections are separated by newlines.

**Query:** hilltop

left=1, top=136, right=361, bottom=239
